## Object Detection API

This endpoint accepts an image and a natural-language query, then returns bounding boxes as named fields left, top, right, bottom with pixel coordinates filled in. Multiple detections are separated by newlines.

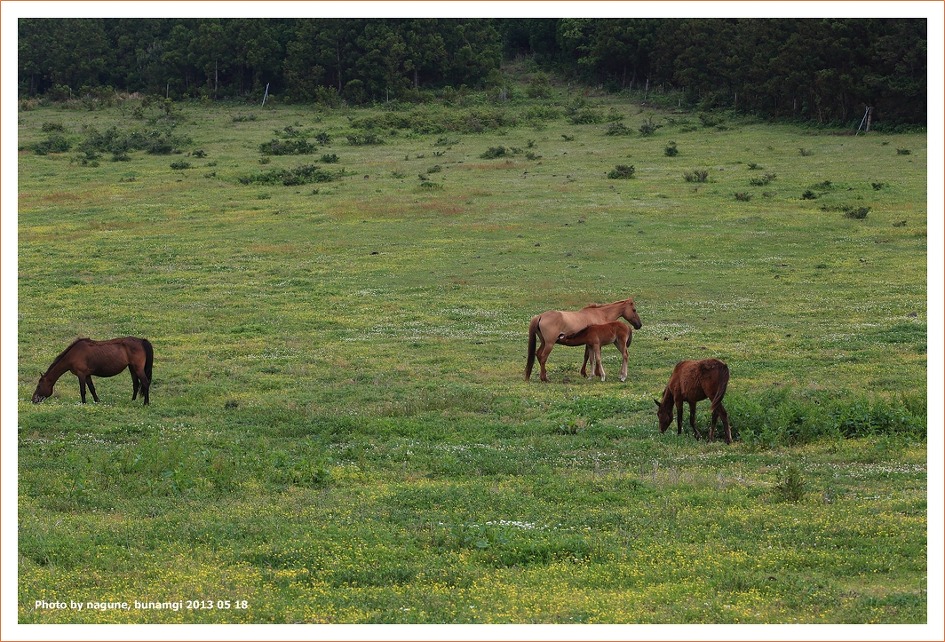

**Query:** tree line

left=18, top=18, right=926, bottom=125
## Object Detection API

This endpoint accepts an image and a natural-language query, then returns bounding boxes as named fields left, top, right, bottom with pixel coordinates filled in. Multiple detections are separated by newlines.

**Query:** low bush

left=727, top=388, right=926, bottom=447
left=259, top=138, right=316, bottom=155
left=480, top=146, right=510, bottom=159
left=749, top=173, right=777, bottom=186
left=607, top=164, right=635, bottom=179
left=238, top=164, right=337, bottom=186
left=772, top=464, right=807, bottom=503
left=638, top=117, right=662, bottom=136
left=684, top=169, right=709, bottom=183
left=33, top=134, right=71, bottom=155
left=346, top=133, right=384, bottom=146
left=844, top=207, right=870, bottom=219
left=605, top=121, right=632, bottom=136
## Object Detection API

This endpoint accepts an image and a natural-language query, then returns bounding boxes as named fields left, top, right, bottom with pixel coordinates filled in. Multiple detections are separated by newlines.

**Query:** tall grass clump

left=237, top=164, right=338, bottom=186
left=728, top=388, right=925, bottom=447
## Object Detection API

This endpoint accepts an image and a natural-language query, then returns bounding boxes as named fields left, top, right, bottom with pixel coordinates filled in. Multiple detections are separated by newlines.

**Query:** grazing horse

left=655, top=358, right=732, bottom=443
left=556, top=321, right=633, bottom=382
left=526, top=297, right=642, bottom=382
left=32, top=337, right=153, bottom=405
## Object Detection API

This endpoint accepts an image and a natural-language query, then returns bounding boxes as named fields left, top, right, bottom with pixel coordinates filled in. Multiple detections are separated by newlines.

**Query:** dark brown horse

left=526, top=297, right=642, bottom=382
left=557, top=321, right=633, bottom=382
left=32, top=337, right=153, bottom=405
left=655, top=358, right=732, bottom=443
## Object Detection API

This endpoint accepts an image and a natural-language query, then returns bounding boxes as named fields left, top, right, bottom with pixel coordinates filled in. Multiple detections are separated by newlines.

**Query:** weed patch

left=237, top=164, right=339, bottom=186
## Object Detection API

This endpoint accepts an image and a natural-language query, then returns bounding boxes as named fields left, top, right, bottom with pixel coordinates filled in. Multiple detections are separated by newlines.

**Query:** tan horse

left=525, top=297, right=642, bottom=382
left=32, top=337, right=154, bottom=405
left=557, top=321, right=633, bottom=382
left=655, top=358, right=732, bottom=443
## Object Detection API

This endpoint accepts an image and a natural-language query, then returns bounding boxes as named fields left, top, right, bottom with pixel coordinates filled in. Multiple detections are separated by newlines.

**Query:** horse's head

left=32, top=374, right=52, bottom=403
left=655, top=399, right=672, bottom=433
left=622, top=298, right=642, bottom=330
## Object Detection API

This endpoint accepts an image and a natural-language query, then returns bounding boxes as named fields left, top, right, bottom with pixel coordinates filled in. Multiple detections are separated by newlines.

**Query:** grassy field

left=14, top=83, right=928, bottom=625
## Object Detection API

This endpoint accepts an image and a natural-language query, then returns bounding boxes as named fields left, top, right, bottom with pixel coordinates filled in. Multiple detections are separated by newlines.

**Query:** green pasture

left=16, top=88, right=927, bottom=623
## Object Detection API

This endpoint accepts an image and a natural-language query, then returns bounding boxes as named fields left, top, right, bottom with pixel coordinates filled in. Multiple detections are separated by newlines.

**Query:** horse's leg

left=135, top=366, right=151, bottom=405
left=130, top=369, right=140, bottom=400
left=617, top=339, right=628, bottom=382
left=581, top=346, right=590, bottom=378
left=716, top=404, right=732, bottom=444
left=595, top=344, right=605, bottom=381
left=86, top=377, right=100, bottom=402
left=689, top=401, right=703, bottom=440
left=675, top=400, right=684, bottom=435
left=78, top=375, right=88, bottom=403
left=537, top=342, right=552, bottom=382
left=709, top=407, right=718, bottom=442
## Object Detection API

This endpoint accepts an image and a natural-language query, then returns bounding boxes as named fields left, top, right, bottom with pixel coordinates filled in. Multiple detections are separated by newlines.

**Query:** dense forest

left=18, top=18, right=927, bottom=125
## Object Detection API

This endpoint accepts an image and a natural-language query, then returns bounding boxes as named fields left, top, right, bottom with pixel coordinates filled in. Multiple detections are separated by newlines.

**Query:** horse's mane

left=46, top=338, right=90, bottom=370
left=581, top=298, right=628, bottom=310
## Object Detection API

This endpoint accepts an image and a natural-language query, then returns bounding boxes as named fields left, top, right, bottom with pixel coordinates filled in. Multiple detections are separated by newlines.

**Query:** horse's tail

left=625, top=327, right=633, bottom=348
left=525, top=315, right=540, bottom=380
left=141, top=338, right=154, bottom=381
left=711, top=362, right=730, bottom=410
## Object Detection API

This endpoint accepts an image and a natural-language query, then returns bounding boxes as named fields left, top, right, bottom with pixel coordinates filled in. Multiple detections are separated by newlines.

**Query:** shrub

left=567, top=109, right=603, bottom=125
left=684, top=169, right=709, bottom=183
left=604, top=121, right=632, bottom=137
left=523, top=105, right=560, bottom=124
left=773, top=464, right=807, bottom=503
left=238, top=164, right=337, bottom=186
left=346, top=133, right=384, bottom=146
left=896, top=148, right=911, bottom=155
left=801, top=190, right=817, bottom=200
left=526, top=73, right=553, bottom=99
left=259, top=138, right=316, bottom=155
left=33, top=134, right=71, bottom=155
left=320, top=153, right=339, bottom=164
left=727, top=388, right=925, bottom=447
left=844, top=207, right=870, bottom=219
left=699, top=113, right=722, bottom=128
left=734, top=192, right=752, bottom=201
left=664, top=141, right=679, bottom=157
left=607, top=165, right=635, bottom=180
left=799, top=148, right=814, bottom=156
left=748, top=173, right=776, bottom=186
left=169, top=160, right=191, bottom=170
left=638, top=117, right=662, bottom=136
left=480, top=146, right=509, bottom=159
